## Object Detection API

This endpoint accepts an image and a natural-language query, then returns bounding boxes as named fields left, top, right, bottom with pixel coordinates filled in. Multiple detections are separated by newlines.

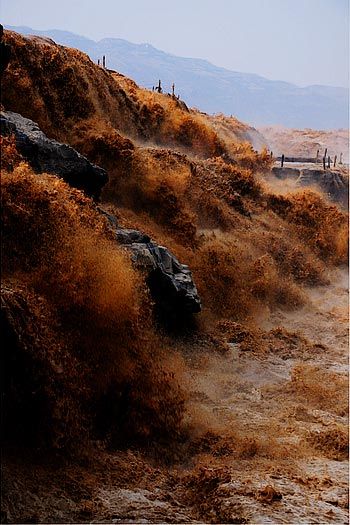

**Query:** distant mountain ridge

left=5, top=25, right=349, bottom=130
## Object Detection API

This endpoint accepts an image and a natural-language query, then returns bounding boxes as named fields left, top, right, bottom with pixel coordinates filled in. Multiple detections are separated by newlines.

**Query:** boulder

left=120, top=229, right=201, bottom=316
left=101, top=213, right=201, bottom=317
left=0, top=111, right=108, bottom=200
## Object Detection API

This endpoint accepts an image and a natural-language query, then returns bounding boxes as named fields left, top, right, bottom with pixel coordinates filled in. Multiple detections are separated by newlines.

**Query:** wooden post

left=103, top=55, right=106, bottom=69
left=172, top=83, right=175, bottom=97
left=324, top=148, right=327, bottom=159
left=156, top=79, right=162, bottom=93
left=97, top=58, right=100, bottom=66
left=334, top=155, right=337, bottom=167
left=340, top=153, right=343, bottom=164
left=270, top=151, right=273, bottom=158
left=323, top=156, right=326, bottom=170
left=327, top=156, right=331, bottom=169
left=316, top=149, right=319, bottom=162
left=281, top=154, right=285, bottom=168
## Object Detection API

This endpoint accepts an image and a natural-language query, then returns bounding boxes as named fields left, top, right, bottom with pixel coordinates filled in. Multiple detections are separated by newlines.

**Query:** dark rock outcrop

left=0, top=111, right=108, bottom=200
left=298, top=169, right=349, bottom=208
left=119, top=228, right=201, bottom=317
left=271, top=165, right=349, bottom=207
left=101, top=212, right=201, bottom=319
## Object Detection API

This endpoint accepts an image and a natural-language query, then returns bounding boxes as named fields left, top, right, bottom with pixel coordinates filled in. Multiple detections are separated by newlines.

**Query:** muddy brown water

left=91, top=269, right=349, bottom=524
left=2, top=270, right=348, bottom=524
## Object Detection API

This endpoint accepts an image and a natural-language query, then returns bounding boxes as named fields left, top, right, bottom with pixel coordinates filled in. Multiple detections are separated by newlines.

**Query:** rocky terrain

left=268, top=162, right=349, bottom=209
left=1, top=29, right=348, bottom=524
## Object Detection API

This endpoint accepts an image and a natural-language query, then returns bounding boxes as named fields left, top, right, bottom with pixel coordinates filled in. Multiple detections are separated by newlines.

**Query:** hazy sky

left=1, top=0, right=349, bottom=87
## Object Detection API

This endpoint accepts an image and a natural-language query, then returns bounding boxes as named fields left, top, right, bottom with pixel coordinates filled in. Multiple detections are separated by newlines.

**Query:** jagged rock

left=0, top=111, right=108, bottom=200
left=298, top=169, right=349, bottom=208
left=271, top=165, right=348, bottom=207
left=125, top=233, right=201, bottom=316
left=101, top=213, right=201, bottom=317
left=115, top=228, right=151, bottom=245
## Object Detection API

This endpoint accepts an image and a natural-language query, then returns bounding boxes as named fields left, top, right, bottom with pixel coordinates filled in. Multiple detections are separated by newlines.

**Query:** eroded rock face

left=298, top=169, right=349, bottom=207
left=271, top=165, right=349, bottom=207
left=119, top=228, right=201, bottom=317
left=0, top=111, right=108, bottom=200
left=100, top=211, right=201, bottom=318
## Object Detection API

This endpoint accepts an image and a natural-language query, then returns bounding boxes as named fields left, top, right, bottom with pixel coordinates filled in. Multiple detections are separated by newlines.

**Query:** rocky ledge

left=272, top=165, right=349, bottom=207
left=0, top=111, right=108, bottom=200
left=99, top=210, right=201, bottom=319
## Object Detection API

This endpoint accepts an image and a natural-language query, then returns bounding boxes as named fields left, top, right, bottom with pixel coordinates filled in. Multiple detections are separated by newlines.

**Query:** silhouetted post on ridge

left=281, top=154, right=285, bottom=168
left=172, top=83, right=175, bottom=97
left=327, top=156, right=331, bottom=169
left=334, top=155, right=337, bottom=167
left=155, top=80, right=162, bottom=93
left=103, top=55, right=106, bottom=69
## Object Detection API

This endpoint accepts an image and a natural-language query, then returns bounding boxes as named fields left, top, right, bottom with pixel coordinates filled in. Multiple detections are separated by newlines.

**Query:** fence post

left=97, top=58, right=100, bottom=66
left=103, top=55, right=106, bottom=69
left=323, top=156, right=326, bottom=170
left=155, top=79, right=162, bottom=93
left=340, top=153, right=343, bottom=164
left=316, top=149, right=319, bottom=162
left=172, top=83, right=175, bottom=97
left=334, top=155, right=337, bottom=167
left=281, top=154, right=285, bottom=168
left=327, top=156, right=331, bottom=169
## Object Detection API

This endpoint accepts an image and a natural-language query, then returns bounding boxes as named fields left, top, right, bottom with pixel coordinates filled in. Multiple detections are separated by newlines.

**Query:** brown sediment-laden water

left=3, top=269, right=347, bottom=524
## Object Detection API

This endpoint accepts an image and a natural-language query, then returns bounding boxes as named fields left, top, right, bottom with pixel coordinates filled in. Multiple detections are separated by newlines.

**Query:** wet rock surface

left=0, top=111, right=108, bottom=200
left=100, top=210, right=201, bottom=318
left=298, top=168, right=349, bottom=207
left=271, top=163, right=349, bottom=207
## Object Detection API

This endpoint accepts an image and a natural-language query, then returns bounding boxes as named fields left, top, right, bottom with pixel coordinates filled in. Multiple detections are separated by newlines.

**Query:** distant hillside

left=6, top=25, right=349, bottom=130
